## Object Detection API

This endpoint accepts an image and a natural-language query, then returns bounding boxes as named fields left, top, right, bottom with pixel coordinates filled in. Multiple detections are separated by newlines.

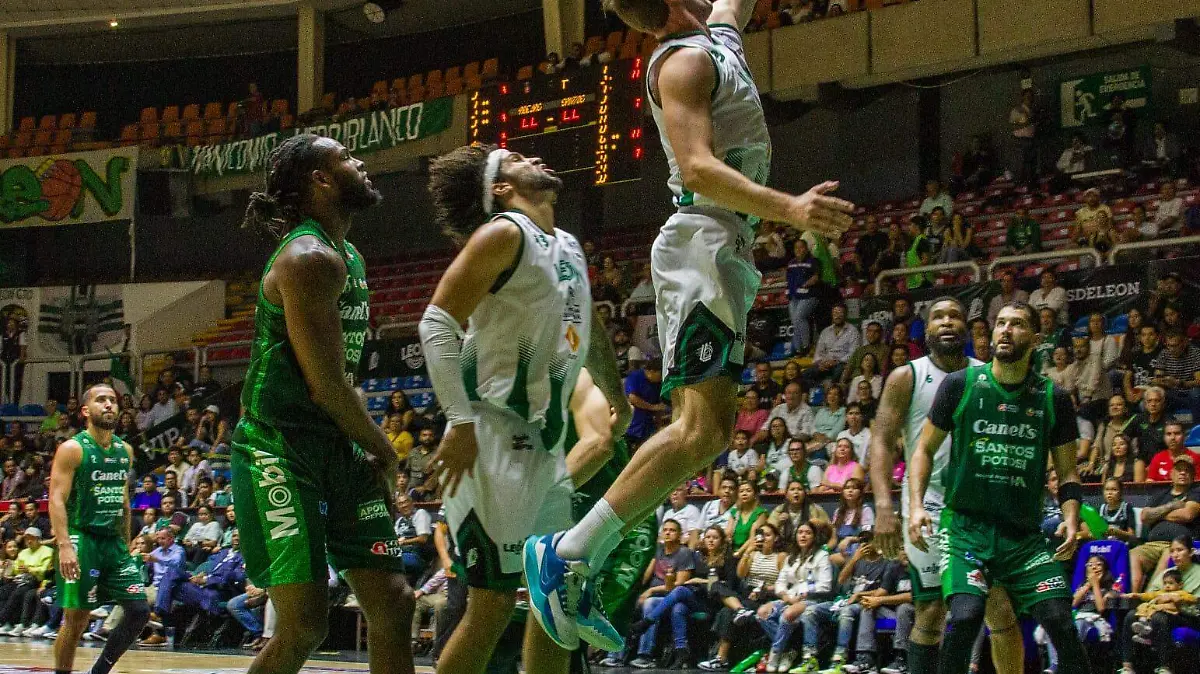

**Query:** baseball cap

left=204, top=405, right=219, bottom=414
left=1173, top=454, right=1194, bottom=467
left=24, top=527, right=41, bottom=538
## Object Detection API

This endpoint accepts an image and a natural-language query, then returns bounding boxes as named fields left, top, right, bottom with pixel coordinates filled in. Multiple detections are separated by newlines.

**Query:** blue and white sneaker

left=523, top=533, right=585, bottom=650
left=576, top=579, right=624, bottom=652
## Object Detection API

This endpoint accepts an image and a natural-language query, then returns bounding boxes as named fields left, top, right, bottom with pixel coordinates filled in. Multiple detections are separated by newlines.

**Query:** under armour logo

left=925, top=374, right=933, bottom=384
left=699, top=342, right=714, bottom=363
left=467, top=549, right=479, bottom=568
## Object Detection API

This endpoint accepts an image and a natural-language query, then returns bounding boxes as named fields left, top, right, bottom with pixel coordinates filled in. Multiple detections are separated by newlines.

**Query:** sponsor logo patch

left=966, top=569, right=989, bottom=591
left=1036, top=576, right=1067, bottom=593
left=89, top=568, right=101, bottom=578
left=357, top=500, right=389, bottom=521
left=126, top=584, right=144, bottom=593
left=370, top=540, right=403, bottom=557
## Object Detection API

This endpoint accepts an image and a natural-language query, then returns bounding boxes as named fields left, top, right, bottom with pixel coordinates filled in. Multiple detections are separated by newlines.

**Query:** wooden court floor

left=0, top=640, right=436, bottom=674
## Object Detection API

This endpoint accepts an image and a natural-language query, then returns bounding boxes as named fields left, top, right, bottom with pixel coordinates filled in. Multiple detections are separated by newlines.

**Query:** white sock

left=555, top=498, right=626, bottom=570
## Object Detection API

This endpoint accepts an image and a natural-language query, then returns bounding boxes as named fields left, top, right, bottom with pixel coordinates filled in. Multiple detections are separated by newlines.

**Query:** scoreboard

left=468, top=59, right=647, bottom=186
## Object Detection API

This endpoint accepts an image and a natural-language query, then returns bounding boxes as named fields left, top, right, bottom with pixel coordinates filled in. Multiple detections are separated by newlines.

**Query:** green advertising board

left=1058, top=66, right=1152, bottom=129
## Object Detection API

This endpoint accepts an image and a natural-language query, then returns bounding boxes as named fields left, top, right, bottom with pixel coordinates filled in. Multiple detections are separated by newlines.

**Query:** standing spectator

left=875, top=223, right=908, bottom=276
left=407, top=429, right=439, bottom=501
left=856, top=216, right=888, bottom=275
left=1010, top=89, right=1037, bottom=184
left=1129, top=458, right=1200, bottom=591
left=0, top=317, right=26, bottom=405
left=393, top=494, right=432, bottom=575
left=1086, top=313, right=1121, bottom=380
left=842, top=321, right=888, bottom=392
left=924, top=208, right=949, bottom=260
left=1006, top=206, right=1043, bottom=255
left=625, top=359, right=666, bottom=449
left=987, top=268, right=1030, bottom=326
left=918, top=180, right=953, bottom=217
left=242, top=83, right=267, bottom=136
left=1124, top=325, right=1163, bottom=405
left=1152, top=330, right=1200, bottom=421
left=1146, top=121, right=1182, bottom=173
left=38, top=398, right=61, bottom=434
left=750, top=362, right=782, bottom=409
left=1029, top=270, right=1068, bottom=326
left=903, top=216, right=935, bottom=290
left=658, top=485, right=703, bottom=550
left=802, top=304, right=860, bottom=388
left=787, top=240, right=821, bottom=355
left=761, top=383, right=813, bottom=442
left=1056, top=133, right=1093, bottom=176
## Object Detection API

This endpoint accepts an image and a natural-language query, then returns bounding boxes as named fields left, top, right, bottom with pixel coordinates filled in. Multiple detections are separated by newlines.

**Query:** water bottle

left=165, top=626, right=176, bottom=648
left=731, top=649, right=766, bottom=673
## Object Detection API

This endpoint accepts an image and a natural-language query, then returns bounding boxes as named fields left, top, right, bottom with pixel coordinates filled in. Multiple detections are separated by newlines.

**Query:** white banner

left=0, top=147, right=138, bottom=228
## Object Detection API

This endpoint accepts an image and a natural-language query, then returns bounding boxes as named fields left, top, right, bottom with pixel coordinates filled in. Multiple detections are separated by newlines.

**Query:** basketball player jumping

left=50, top=384, right=150, bottom=674
left=526, top=0, right=855, bottom=649
left=232, top=134, right=415, bottom=674
left=868, top=298, right=1025, bottom=674
left=421, top=146, right=627, bottom=674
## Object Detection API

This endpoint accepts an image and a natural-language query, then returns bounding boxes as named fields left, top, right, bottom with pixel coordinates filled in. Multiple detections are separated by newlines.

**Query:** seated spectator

left=226, top=579, right=269, bottom=650
left=820, top=438, right=864, bottom=494
left=781, top=361, right=804, bottom=391
left=1072, top=188, right=1115, bottom=250
left=1151, top=329, right=1200, bottom=422
left=797, top=531, right=889, bottom=674
left=1006, top=206, right=1042, bottom=255
left=627, top=262, right=655, bottom=304
left=1083, top=315, right=1120, bottom=392
left=987, top=268, right=1031, bottom=327
left=180, top=505, right=223, bottom=565
left=842, top=321, right=887, bottom=390
left=938, top=212, right=976, bottom=264
left=887, top=344, right=912, bottom=375
left=1147, top=421, right=1200, bottom=482
left=407, top=429, right=440, bottom=501
left=385, top=413, right=413, bottom=462
left=769, top=480, right=830, bottom=543
left=1152, top=182, right=1185, bottom=237
left=754, top=417, right=792, bottom=478
left=0, top=529, right=52, bottom=635
left=890, top=324, right=923, bottom=362
left=1099, top=478, right=1137, bottom=542
left=724, top=430, right=760, bottom=481
left=755, top=519, right=835, bottom=673
left=612, top=327, right=645, bottom=378
left=700, top=475, right=738, bottom=529
left=727, top=480, right=770, bottom=558
left=761, top=383, right=813, bottom=444
left=137, top=507, right=159, bottom=538
left=776, top=439, right=824, bottom=492
left=1121, top=535, right=1200, bottom=673
left=162, top=447, right=190, bottom=486
left=1130, top=460, right=1200, bottom=591
left=191, top=477, right=216, bottom=509
left=147, top=388, right=177, bottom=428
left=161, top=471, right=187, bottom=508
left=807, top=384, right=847, bottom=461
left=1099, top=433, right=1144, bottom=485
left=1056, top=133, right=1093, bottom=176
left=181, top=447, right=212, bottom=497
left=1030, top=270, right=1068, bottom=326
left=923, top=207, right=949, bottom=261
left=736, top=391, right=769, bottom=440
left=749, top=362, right=782, bottom=410
left=874, top=223, right=908, bottom=277
left=658, top=485, right=703, bottom=549
left=14, top=502, right=47, bottom=540
left=847, top=354, right=882, bottom=405
left=0, top=459, right=23, bottom=501
left=853, top=380, right=879, bottom=422
left=1042, top=469, right=1066, bottom=542
left=211, top=475, right=233, bottom=508
left=1132, top=386, right=1169, bottom=462
left=836, top=403, right=871, bottom=465
left=393, top=494, right=432, bottom=575
left=829, top=478, right=873, bottom=567
left=1033, top=307, right=1070, bottom=374
left=1160, top=303, right=1197, bottom=343
left=411, top=566, right=450, bottom=649
left=919, top=180, right=953, bottom=217
left=386, top=390, right=415, bottom=432
left=620, top=519, right=697, bottom=669
left=155, top=496, right=189, bottom=537
left=153, top=531, right=243, bottom=632
left=1046, top=346, right=1079, bottom=396
left=1037, top=553, right=1118, bottom=673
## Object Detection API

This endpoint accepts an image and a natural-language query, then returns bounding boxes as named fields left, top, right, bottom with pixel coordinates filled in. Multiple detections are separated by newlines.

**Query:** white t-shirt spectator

left=847, top=375, right=882, bottom=403
left=837, top=427, right=872, bottom=466
left=394, top=508, right=433, bottom=539
left=1154, top=196, right=1185, bottom=236
left=1057, top=145, right=1091, bottom=174
left=762, top=402, right=814, bottom=439
left=149, top=399, right=178, bottom=427
left=725, top=448, right=760, bottom=476
left=1029, top=286, right=1068, bottom=325
left=700, top=499, right=735, bottom=529
left=657, top=503, right=702, bottom=542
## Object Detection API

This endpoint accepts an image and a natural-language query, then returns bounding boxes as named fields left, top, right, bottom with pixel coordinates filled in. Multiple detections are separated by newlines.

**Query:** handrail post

left=1108, top=234, right=1200, bottom=265
left=986, top=247, right=1102, bottom=279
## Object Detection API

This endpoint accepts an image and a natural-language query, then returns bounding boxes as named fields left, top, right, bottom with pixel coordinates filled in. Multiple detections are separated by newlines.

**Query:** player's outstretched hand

left=58, top=542, right=80, bottom=582
left=1054, top=522, right=1080, bottom=561
left=432, top=423, right=478, bottom=499
left=787, top=181, right=855, bottom=239
left=908, top=506, right=932, bottom=553
left=874, top=507, right=902, bottom=559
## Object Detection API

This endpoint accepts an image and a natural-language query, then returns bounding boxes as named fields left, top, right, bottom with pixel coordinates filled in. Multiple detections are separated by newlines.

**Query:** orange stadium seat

left=202, top=102, right=223, bottom=119
left=463, top=61, right=480, bottom=82
left=79, top=111, right=97, bottom=130
left=139, top=123, right=159, bottom=144
left=425, top=78, right=444, bottom=99
left=139, top=107, right=158, bottom=125
left=765, top=11, right=782, bottom=28
left=205, top=118, right=227, bottom=143
left=16, top=117, right=34, bottom=132
left=118, top=124, right=139, bottom=145
left=516, top=65, right=534, bottom=80
left=270, top=99, right=289, bottom=116
left=161, top=105, right=180, bottom=123
left=162, top=121, right=182, bottom=141
left=58, top=113, right=76, bottom=129
left=184, top=120, right=204, bottom=146
left=606, top=31, right=624, bottom=53
left=444, top=77, right=462, bottom=95
left=444, top=66, right=461, bottom=85
left=585, top=36, right=605, bottom=57
left=0, top=135, right=9, bottom=150
left=181, top=104, right=200, bottom=121
left=37, top=115, right=57, bottom=131
left=33, top=129, right=53, bottom=147
left=619, top=40, right=639, bottom=59
left=279, top=113, right=294, bottom=129
left=227, top=102, right=239, bottom=118
left=5, top=148, right=23, bottom=158
left=481, top=58, right=499, bottom=80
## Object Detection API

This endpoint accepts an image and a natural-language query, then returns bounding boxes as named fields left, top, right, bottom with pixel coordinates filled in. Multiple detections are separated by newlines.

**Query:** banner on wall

left=360, top=335, right=426, bottom=380
left=36, top=285, right=125, bottom=357
left=134, top=383, right=242, bottom=473
left=1058, top=66, right=1152, bottom=129
left=0, top=147, right=138, bottom=228
left=190, top=97, right=456, bottom=179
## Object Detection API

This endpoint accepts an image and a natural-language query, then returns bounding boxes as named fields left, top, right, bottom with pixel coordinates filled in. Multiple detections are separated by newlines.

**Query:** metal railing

left=874, top=261, right=980, bottom=295
left=1109, top=234, right=1200, bottom=264
left=986, top=247, right=1102, bottom=279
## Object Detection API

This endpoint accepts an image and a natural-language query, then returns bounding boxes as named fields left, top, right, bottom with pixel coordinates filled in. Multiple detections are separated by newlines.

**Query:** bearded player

left=909, top=302, right=1090, bottom=674
left=869, top=298, right=1024, bottom=674
left=421, top=146, right=627, bottom=674
left=526, top=0, right=854, bottom=649
left=50, top=384, right=149, bottom=674
left=232, top=134, right=414, bottom=674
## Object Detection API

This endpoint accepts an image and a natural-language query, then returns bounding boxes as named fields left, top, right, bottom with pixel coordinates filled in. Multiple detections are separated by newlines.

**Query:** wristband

left=1058, top=480, right=1083, bottom=505
left=418, top=304, right=475, bottom=428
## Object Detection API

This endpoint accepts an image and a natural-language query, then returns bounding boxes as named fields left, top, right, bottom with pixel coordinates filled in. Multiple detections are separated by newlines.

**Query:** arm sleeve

left=1049, top=386, right=1080, bottom=448
left=928, top=370, right=968, bottom=432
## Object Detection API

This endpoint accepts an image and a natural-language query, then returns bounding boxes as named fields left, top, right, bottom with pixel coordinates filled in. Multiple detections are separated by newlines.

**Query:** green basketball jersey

left=240, top=219, right=370, bottom=433
left=68, top=431, right=131, bottom=537
left=946, top=364, right=1058, bottom=533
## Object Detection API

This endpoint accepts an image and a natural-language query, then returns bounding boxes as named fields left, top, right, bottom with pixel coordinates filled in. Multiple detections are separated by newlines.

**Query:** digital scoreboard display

left=468, top=59, right=646, bottom=186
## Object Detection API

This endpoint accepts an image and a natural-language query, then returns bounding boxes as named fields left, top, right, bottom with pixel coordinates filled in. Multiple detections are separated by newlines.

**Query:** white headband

left=481, top=148, right=510, bottom=216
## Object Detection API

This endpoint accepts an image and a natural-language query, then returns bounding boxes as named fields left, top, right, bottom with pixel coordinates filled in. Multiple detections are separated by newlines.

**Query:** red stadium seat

left=37, top=115, right=57, bottom=131
left=181, top=104, right=201, bottom=121
left=58, top=113, right=77, bottom=129
left=16, top=117, right=34, bottom=132
left=161, top=105, right=180, bottom=123
left=202, top=102, right=223, bottom=119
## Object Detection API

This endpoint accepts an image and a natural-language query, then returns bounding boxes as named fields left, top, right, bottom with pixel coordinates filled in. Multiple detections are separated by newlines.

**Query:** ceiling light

left=109, top=20, right=119, bottom=27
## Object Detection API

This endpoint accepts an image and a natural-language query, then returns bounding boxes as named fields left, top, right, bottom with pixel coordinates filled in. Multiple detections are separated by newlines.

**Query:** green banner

left=1058, top=66, right=1152, bottom=129
left=190, top=96, right=455, bottom=178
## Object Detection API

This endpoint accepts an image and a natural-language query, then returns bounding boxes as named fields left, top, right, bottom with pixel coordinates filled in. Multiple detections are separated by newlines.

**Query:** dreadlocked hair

left=242, top=133, right=327, bottom=240
left=426, top=144, right=496, bottom=247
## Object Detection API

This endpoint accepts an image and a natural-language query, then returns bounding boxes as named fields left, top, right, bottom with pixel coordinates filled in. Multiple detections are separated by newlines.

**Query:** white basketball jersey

left=460, top=211, right=591, bottom=449
left=899, top=355, right=982, bottom=514
left=648, top=24, right=772, bottom=225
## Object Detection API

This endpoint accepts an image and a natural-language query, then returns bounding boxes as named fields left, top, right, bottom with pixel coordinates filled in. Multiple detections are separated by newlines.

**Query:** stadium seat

left=37, top=115, right=57, bottom=131
left=181, top=104, right=201, bottom=121
left=202, top=102, right=223, bottom=119
left=33, top=129, right=53, bottom=147
left=118, top=124, right=139, bottom=145
left=139, top=107, right=158, bottom=125
left=139, top=123, right=159, bottom=144
left=425, top=78, right=444, bottom=99
left=161, top=105, right=180, bottom=123
left=184, top=120, right=204, bottom=146
left=205, top=118, right=227, bottom=143
left=765, top=12, right=782, bottom=29
left=371, top=80, right=389, bottom=103
left=606, top=31, right=624, bottom=54
left=5, top=148, right=22, bottom=158
left=444, top=77, right=462, bottom=95
left=516, top=65, right=534, bottom=80
left=279, top=113, right=294, bottom=130
left=11, top=131, right=30, bottom=147
left=270, top=99, right=289, bottom=117
left=16, top=116, right=35, bottom=132
left=226, top=101, right=239, bottom=118
left=162, top=121, right=182, bottom=141
left=51, top=129, right=72, bottom=148
left=58, top=113, right=77, bottom=129
left=585, top=36, right=606, bottom=58
left=481, top=57, right=499, bottom=80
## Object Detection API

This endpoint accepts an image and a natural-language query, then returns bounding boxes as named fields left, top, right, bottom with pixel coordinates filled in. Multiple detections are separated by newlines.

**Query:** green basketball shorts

left=231, top=417, right=405, bottom=588
left=653, top=210, right=762, bottom=399
left=58, top=531, right=146, bottom=611
left=940, top=510, right=1070, bottom=613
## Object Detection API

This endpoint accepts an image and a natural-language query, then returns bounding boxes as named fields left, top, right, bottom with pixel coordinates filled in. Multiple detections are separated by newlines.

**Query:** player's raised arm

left=566, top=369, right=616, bottom=489
left=419, top=220, right=523, bottom=496
left=709, top=0, right=758, bottom=31
left=49, top=439, right=83, bottom=581
left=585, top=307, right=633, bottom=436
left=869, top=365, right=914, bottom=558
left=657, top=50, right=854, bottom=238
left=276, top=242, right=394, bottom=469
